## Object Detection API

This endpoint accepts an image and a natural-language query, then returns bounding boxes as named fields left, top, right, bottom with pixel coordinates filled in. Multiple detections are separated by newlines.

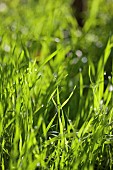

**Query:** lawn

left=0, top=0, right=113, bottom=169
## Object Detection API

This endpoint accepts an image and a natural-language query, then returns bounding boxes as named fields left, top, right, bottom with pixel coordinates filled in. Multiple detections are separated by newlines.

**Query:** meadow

left=0, top=0, right=113, bottom=169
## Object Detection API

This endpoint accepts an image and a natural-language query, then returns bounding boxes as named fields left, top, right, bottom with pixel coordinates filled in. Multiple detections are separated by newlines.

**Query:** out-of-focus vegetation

left=0, top=0, right=113, bottom=169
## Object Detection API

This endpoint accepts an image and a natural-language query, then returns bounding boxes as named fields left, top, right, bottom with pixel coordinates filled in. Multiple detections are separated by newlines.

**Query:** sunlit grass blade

left=61, top=85, right=76, bottom=109
left=46, top=113, right=57, bottom=133
left=104, top=39, right=113, bottom=65
left=38, top=50, right=59, bottom=71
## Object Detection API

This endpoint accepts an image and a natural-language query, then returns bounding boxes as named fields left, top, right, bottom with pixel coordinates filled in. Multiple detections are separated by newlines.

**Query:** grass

left=0, top=0, right=113, bottom=169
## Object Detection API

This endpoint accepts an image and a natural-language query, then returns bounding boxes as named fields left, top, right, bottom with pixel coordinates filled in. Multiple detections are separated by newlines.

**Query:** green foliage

left=0, top=0, right=113, bottom=169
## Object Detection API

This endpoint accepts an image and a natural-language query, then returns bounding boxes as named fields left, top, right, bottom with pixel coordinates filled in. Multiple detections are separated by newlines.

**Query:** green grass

left=0, top=0, right=113, bottom=169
